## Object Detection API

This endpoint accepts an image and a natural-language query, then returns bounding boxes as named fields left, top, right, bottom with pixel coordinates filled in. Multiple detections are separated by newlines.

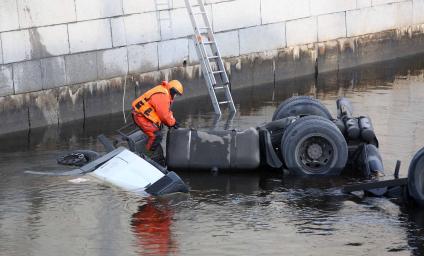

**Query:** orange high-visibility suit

left=132, top=82, right=176, bottom=151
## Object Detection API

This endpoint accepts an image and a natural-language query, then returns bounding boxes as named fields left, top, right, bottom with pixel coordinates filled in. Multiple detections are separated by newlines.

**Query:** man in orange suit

left=131, top=80, right=183, bottom=164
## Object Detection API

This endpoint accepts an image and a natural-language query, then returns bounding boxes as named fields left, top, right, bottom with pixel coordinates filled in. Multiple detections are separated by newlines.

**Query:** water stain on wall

left=23, top=6, right=52, bottom=59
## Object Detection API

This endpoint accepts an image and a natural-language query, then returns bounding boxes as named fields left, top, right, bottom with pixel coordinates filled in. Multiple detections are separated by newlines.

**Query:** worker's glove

left=172, top=122, right=180, bottom=129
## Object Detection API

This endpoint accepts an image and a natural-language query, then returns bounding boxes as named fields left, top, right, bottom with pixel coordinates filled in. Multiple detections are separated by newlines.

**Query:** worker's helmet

left=168, top=80, right=184, bottom=96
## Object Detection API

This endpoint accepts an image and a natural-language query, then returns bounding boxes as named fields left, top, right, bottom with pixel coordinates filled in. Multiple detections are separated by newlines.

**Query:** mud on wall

left=1, top=0, right=424, bottom=134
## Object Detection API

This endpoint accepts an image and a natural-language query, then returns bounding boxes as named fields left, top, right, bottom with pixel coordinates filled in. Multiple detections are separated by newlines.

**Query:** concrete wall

left=1, top=0, right=424, bottom=134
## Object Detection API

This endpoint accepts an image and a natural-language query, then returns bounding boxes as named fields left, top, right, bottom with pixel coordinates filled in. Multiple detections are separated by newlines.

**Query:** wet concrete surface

left=1, top=53, right=424, bottom=255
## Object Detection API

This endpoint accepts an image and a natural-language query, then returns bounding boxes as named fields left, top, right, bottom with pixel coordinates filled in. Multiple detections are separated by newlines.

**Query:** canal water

left=1, top=53, right=424, bottom=255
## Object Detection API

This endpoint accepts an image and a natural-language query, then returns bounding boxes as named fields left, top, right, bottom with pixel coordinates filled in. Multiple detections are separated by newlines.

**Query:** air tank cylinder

left=359, top=116, right=376, bottom=142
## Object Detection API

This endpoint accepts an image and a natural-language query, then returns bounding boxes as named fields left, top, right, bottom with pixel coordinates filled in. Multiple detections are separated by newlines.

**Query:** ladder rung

left=198, top=27, right=209, bottom=30
left=212, top=70, right=224, bottom=74
left=208, top=56, right=219, bottom=59
left=214, top=86, right=225, bottom=90
left=203, top=41, right=215, bottom=44
left=218, top=101, right=231, bottom=105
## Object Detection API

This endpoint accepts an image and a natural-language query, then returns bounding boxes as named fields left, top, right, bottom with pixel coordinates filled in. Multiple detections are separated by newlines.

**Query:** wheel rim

left=295, top=135, right=336, bottom=174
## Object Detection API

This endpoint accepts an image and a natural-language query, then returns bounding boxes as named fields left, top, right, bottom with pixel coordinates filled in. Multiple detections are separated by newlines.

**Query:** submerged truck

left=167, top=96, right=382, bottom=178
left=54, top=96, right=424, bottom=206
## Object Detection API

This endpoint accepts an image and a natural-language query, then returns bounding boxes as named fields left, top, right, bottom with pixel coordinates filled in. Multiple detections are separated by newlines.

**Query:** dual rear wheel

left=273, top=96, right=348, bottom=176
left=281, top=115, right=348, bottom=176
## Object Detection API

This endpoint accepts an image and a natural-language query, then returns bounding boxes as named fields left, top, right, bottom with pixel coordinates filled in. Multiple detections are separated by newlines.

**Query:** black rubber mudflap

left=355, top=144, right=384, bottom=178
left=259, top=128, right=282, bottom=169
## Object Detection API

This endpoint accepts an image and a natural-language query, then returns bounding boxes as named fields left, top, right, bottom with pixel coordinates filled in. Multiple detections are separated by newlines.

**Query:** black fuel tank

left=166, top=128, right=260, bottom=171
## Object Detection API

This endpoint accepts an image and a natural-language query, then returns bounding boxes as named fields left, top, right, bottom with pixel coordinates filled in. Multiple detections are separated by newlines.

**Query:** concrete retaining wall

left=1, top=0, right=424, bottom=134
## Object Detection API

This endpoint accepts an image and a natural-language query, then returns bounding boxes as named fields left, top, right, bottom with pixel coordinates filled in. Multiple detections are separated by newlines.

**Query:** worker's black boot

left=150, top=145, right=166, bottom=167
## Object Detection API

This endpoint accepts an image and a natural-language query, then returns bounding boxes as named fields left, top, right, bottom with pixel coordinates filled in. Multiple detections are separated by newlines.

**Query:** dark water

left=2, top=54, right=424, bottom=255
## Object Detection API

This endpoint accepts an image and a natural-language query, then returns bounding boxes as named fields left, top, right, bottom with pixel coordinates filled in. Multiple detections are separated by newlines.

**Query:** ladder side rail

left=197, top=36, right=218, bottom=85
left=223, top=85, right=236, bottom=112
left=196, top=0, right=236, bottom=113
left=194, top=36, right=222, bottom=115
left=196, top=0, right=230, bottom=85
left=186, top=0, right=235, bottom=115
left=185, top=0, right=217, bottom=85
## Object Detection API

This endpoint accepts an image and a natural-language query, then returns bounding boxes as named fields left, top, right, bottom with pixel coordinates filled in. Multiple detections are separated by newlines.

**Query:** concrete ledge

left=58, top=84, right=85, bottom=123
left=2, top=24, right=424, bottom=135
left=83, top=78, right=135, bottom=118
left=0, top=94, right=30, bottom=134
left=28, top=89, right=59, bottom=128
left=230, top=53, right=276, bottom=89
left=316, top=41, right=339, bottom=73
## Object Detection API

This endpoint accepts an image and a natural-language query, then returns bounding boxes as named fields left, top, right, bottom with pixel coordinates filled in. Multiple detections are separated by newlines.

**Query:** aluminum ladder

left=184, top=0, right=236, bottom=116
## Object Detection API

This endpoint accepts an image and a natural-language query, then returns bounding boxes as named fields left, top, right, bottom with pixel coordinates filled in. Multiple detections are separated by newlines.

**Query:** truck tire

left=57, top=150, right=100, bottom=167
left=408, top=147, right=424, bottom=207
left=261, top=116, right=297, bottom=149
left=272, top=96, right=332, bottom=121
left=281, top=116, right=348, bottom=176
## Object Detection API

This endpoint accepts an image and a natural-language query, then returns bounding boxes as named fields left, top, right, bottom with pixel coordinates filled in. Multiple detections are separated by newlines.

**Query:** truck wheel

left=281, top=116, right=348, bottom=176
left=272, top=96, right=332, bottom=121
left=408, top=147, right=424, bottom=207
left=261, top=116, right=297, bottom=149
left=57, top=150, right=100, bottom=167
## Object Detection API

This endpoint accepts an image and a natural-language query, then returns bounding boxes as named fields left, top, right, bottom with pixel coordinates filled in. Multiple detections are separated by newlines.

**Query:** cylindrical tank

left=359, top=116, right=376, bottom=142
left=344, top=117, right=360, bottom=139
left=336, top=97, right=354, bottom=118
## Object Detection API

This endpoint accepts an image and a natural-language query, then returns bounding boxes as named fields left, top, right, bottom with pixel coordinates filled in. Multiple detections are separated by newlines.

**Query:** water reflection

left=131, top=198, right=176, bottom=256
left=405, top=208, right=424, bottom=256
